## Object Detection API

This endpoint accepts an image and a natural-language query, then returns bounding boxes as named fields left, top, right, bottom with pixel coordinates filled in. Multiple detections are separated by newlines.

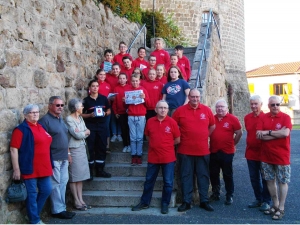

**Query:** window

left=248, top=83, right=254, bottom=94
left=270, top=83, right=292, bottom=104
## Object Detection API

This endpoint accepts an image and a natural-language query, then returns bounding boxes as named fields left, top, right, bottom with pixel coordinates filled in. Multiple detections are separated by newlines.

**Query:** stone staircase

left=82, top=142, right=177, bottom=208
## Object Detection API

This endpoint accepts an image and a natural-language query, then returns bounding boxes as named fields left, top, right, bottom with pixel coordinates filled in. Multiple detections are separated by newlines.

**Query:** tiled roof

left=246, top=61, right=300, bottom=77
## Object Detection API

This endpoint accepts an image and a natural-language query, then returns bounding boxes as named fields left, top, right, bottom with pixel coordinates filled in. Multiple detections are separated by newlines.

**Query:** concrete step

left=106, top=151, right=148, bottom=163
left=105, top=163, right=162, bottom=177
left=109, top=141, right=149, bottom=153
left=83, top=176, right=165, bottom=191
left=82, top=190, right=177, bottom=207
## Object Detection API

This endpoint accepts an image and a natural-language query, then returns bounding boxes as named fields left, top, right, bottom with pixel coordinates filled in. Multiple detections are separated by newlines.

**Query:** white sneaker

left=126, top=146, right=131, bottom=153
left=36, top=220, right=45, bottom=224
left=111, top=135, right=117, bottom=142
left=117, top=135, right=123, bottom=142
left=122, top=146, right=128, bottom=153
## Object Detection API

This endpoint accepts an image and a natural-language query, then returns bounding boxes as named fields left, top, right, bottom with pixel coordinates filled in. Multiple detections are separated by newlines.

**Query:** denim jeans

left=209, top=151, right=234, bottom=197
left=50, top=160, right=69, bottom=214
left=128, top=116, right=146, bottom=156
left=178, top=154, right=210, bottom=203
left=105, top=114, right=111, bottom=137
left=141, top=162, right=175, bottom=206
left=24, top=176, right=52, bottom=224
left=110, top=109, right=121, bottom=135
left=247, top=159, right=271, bottom=204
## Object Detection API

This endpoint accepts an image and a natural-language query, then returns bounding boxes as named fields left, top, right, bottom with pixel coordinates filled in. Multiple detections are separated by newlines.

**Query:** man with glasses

left=132, top=100, right=180, bottom=214
left=209, top=99, right=242, bottom=206
left=172, top=89, right=215, bottom=212
left=244, top=95, right=271, bottom=211
left=39, top=96, right=76, bottom=219
left=256, top=95, right=292, bottom=220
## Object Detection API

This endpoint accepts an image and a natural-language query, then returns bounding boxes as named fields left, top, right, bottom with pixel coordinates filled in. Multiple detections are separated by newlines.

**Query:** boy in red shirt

left=132, top=47, right=149, bottom=71
left=167, top=54, right=187, bottom=81
left=125, top=74, right=149, bottom=165
left=150, top=38, right=170, bottom=67
left=100, top=49, right=114, bottom=76
left=143, top=55, right=157, bottom=81
left=113, top=41, right=132, bottom=67
left=175, top=45, right=191, bottom=81
left=121, top=56, right=134, bottom=78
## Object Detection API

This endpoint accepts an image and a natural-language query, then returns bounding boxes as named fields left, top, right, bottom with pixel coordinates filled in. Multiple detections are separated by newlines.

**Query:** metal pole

left=153, top=0, right=155, bottom=38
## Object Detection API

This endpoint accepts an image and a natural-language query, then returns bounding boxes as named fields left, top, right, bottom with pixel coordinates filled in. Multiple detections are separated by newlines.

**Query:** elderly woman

left=66, top=98, right=91, bottom=210
left=10, top=104, right=53, bottom=224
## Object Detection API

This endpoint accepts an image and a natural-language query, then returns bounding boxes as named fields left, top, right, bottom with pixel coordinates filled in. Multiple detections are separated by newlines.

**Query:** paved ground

left=47, top=130, right=300, bottom=224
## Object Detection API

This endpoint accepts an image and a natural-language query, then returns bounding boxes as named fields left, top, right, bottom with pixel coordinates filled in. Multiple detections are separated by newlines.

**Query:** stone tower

left=140, top=0, right=250, bottom=120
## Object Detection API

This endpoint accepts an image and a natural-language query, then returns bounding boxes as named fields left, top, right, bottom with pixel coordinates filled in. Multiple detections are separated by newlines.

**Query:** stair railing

left=194, top=9, right=220, bottom=88
left=127, top=24, right=147, bottom=54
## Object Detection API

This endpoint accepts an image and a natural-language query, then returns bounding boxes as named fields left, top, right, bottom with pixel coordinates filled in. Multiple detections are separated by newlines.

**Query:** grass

left=293, top=124, right=300, bottom=130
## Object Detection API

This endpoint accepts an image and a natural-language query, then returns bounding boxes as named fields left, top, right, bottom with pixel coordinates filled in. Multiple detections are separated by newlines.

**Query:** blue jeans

left=50, top=160, right=69, bottom=214
left=247, top=159, right=271, bottom=204
left=141, top=162, right=175, bottom=206
left=128, top=116, right=146, bottom=156
left=24, top=176, right=52, bottom=224
left=209, top=151, right=234, bottom=197
left=110, top=109, right=121, bottom=135
left=105, top=114, right=111, bottom=137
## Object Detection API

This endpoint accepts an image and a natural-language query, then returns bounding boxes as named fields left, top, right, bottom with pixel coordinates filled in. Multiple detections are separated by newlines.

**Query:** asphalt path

left=48, top=130, right=300, bottom=224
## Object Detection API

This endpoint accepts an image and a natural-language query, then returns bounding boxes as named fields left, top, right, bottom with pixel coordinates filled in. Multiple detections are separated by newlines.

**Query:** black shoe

left=52, top=211, right=75, bottom=219
left=95, top=170, right=111, bottom=178
left=161, top=205, right=169, bottom=214
left=200, top=202, right=214, bottom=211
left=248, top=200, right=262, bottom=208
left=225, top=196, right=233, bottom=205
left=178, top=202, right=191, bottom=212
left=209, top=194, right=220, bottom=201
left=132, top=202, right=149, bottom=211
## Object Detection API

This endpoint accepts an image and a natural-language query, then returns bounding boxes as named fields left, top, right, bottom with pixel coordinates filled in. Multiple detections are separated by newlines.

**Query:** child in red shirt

left=175, top=45, right=191, bottom=81
left=150, top=38, right=170, bottom=67
left=168, top=54, right=187, bottom=81
left=156, top=64, right=168, bottom=85
left=132, top=47, right=149, bottom=71
left=113, top=41, right=133, bottom=67
left=143, top=55, right=157, bottom=81
left=121, top=56, right=134, bottom=78
left=95, top=69, right=111, bottom=97
left=100, top=49, right=114, bottom=76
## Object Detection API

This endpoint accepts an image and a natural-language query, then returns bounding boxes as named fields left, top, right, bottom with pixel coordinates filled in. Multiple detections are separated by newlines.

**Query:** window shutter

left=287, top=83, right=292, bottom=94
left=269, top=84, right=274, bottom=95
left=248, top=83, right=254, bottom=94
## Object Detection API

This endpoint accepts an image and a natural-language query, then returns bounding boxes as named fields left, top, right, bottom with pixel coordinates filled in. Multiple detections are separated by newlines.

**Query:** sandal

left=74, top=205, right=87, bottom=211
left=264, top=206, right=278, bottom=215
left=272, top=209, right=285, bottom=220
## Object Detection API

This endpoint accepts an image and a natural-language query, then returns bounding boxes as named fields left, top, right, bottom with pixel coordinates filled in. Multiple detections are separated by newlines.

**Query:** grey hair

left=189, top=88, right=200, bottom=96
left=155, top=100, right=169, bottom=108
left=23, top=104, right=39, bottom=115
left=215, top=99, right=228, bottom=108
left=249, top=95, right=262, bottom=103
left=68, top=98, right=82, bottom=113
left=269, top=95, right=281, bottom=103
left=49, top=96, right=63, bottom=104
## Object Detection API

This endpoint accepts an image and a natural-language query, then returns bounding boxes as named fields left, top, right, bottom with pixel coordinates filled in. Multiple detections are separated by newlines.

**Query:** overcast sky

left=244, top=0, right=300, bottom=71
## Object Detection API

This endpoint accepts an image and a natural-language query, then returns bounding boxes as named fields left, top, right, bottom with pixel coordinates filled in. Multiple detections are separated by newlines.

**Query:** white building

left=246, top=61, right=300, bottom=124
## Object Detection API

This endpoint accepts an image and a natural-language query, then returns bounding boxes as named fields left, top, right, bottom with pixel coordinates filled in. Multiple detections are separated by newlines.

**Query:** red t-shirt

left=172, top=103, right=215, bottom=156
left=98, top=80, right=111, bottom=97
left=244, top=112, right=264, bottom=161
left=210, top=113, right=242, bottom=154
left=112, top=84, right=130, bottom=114
left=145, top=116, right=180, bottom=163
left=141, top=80, right=163, bottom=110
left=178, top=56, right=191, bottom=81
left=113, top=53, right=132, bottom=67
left=10, top=122, right=53, bottom=179
left=157, top=76, right=168, bottom=85
left=257, top=111, right=292, bottom=165
left=132, top=58, right=149, bottom=71
left=105, top=74, right=119, bottom=91
left=150, top=49, right=170, bottom=67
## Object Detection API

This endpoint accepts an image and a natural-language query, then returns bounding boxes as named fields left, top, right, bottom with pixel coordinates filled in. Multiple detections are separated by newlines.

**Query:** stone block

left=65, top=87, right=78, bottom=103
left=5, top=50, right=22, bottom=67
left=0, top=109, right=18, bottom=132
left=16, top=68, right=33, bottom=88
left=0, top=89, right=6, bottom=110
left=67, top=20, right=78, bottom=36
left=1, top=68, right=16, bottom=88
left=0, top=133, right=9, bottom=154
left=48, top=73, right=65, bottom=88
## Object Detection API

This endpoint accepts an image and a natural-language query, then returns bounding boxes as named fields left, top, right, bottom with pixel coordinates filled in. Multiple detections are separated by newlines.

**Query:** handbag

left=6, top=179, right=27, bottom=203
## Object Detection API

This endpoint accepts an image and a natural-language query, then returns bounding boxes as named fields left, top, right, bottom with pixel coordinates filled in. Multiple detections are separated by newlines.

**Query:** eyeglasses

left=53, top=104, right=64, bottom=107
left=190, top=96, right=200, bottom=98
left=270, top=103, right=280, bottom=107
left=156, top=107, right=168, bottom=110
left=28, top=111, right=39, bottom=115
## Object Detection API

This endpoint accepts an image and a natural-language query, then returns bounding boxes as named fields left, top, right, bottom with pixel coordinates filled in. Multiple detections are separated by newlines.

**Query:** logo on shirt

left=153, top=85, right=159, bottom=89
left=223, top=122, right=229, bottom=128
left=160, top=53, right=165, bottom=56
left=200, top=113, right=206, bottom=120
left=106, top=86, right=110, bottom=89
left=166, top=84, right=181, bottom=95
left=181, top=63, right=185, bottom=67
left=275, top=123, right=282, bottom=130
left=165, top=126, right=171, bottom=133
left=45, top=132, right=51, bottom=137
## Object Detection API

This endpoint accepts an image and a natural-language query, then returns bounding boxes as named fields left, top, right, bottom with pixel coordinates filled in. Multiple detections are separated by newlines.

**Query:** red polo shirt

left=210, top=113, right=242, bottom=154
left=98, top=80, right=111, bottom=97
left=244, top=112, right=264, bottom=161
left=145, top=116, right=180, bottom=163
left=172, top=103, right=215, bottom=156
left=257, top=111, right=292, bottom=165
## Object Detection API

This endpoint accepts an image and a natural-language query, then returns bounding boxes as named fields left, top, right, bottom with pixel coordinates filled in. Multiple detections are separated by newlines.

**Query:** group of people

left=9, top=38, right=292, bottom=223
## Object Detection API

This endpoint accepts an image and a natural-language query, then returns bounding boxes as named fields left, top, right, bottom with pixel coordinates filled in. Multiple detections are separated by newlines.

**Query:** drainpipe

left=228, top=84, right=234, bottom=114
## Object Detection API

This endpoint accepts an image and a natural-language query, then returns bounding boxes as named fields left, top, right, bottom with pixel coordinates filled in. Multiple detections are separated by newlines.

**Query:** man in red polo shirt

left=244, top=95, right=271, bottom=211
left=256, top=95, right=292, bottom=220
left=209, top=99, right=242, bottom=205
left=172, top=89, right=215, bottom=212
left=132, top=100, right=180, bottom=214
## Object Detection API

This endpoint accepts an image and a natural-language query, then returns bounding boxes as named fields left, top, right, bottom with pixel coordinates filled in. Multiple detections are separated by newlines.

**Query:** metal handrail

left=127, top=23, right=147, bottom=54
left=194, top=9, right=221, bottom=88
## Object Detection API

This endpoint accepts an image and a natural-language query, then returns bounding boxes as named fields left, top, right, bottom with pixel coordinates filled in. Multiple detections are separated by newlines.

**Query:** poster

left=125, top=90, right=145, bottom=105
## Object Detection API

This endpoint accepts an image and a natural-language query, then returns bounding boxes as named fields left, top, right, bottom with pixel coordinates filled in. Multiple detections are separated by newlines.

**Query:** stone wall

left=0, top=0, right=144, bottom=223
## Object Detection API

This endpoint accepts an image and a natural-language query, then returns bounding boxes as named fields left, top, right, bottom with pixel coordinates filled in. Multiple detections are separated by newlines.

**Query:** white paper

left=125, top=90, right=145, bottom=105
